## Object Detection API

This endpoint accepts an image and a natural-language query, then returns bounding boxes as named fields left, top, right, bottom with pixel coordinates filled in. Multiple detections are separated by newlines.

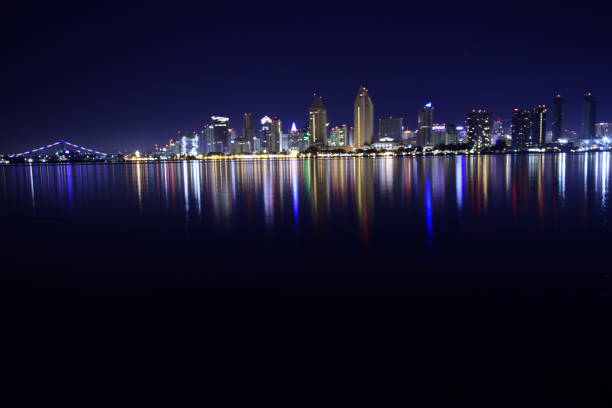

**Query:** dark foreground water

left=1, top=155, right=611, bottom=403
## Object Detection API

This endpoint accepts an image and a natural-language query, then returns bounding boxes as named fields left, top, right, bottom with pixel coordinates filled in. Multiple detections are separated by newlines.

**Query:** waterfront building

left=416, top=103, right=434, bottom=147
left=511, top=109, right=532, bottom=148
left=378, top=117, right=403, bottom=141
left=329, top=125, right=348, bottom=147
left=259, top=115, right=272, bottom=152
left=179, top=131, right=199, bottom=156
left=580, top=92, right=596, bottom=139
left=531, top=105, right=547, bottom=146
left=243, top=113, right=254, bottom=143
left=466, top=109, right=492, bottom=149
left=267, top=117, right=282, bottom=153
left=309, top=93, right=328, bottom=146
left=353, top=86, right=374, bottom=148
left=212, top=115, right=230, bottom=152
left=552, top=94, right=564, bottom=142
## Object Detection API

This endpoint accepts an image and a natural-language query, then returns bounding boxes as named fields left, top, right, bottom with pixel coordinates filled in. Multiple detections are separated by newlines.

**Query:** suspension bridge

left=8, top=140, right=107, bottom=158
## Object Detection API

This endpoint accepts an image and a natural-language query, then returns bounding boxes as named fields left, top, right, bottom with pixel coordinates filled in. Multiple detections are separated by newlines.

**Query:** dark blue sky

left=3, top=1, right=611, bottom=153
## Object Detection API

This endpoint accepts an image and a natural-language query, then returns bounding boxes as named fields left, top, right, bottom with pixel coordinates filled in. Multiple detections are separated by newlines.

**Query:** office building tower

left=353, top=86, right=374, bottom=148
left=511, top=109, right=532, bottom=148
left=258, top=115, right=272, bottom=152
left=267, top=117, right=282, bottom=153
left=580, top=92, right=597, bottom=139
left=417, top=103, right=434, bottom=146
left=378, top=117, right=403, bottom=141
left=212, top=116, right=230, bottom=152
left=551, top=94, right=564, bottom=142
left=243, top=113, right=254, bottom=141
left=329, top=125, right=348, bottom=147
left=309, top=93, right=328, bottom=146
left=466, top=109, right=492, bottom=149
left=179, top=131, right=199, bottom=156
left=531, top=105, right=547, bottom=146
left=201, top=125, right=215, bottom=154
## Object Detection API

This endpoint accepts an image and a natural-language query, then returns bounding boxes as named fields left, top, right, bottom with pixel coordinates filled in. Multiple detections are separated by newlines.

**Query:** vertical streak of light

left=456, top=156, right=464, bottom=211
left=425, top=176, right=433, bottom=247
left=558, top=153, right=566, bottom=207
left=135, top=162, right=143, bottom=211
left=28, top=164, right=36, bottom=210
left=182, top=160, right=190, bottom=222
left=192, top=161, right=202, bottom=217
left=602, top=154, right=609, bottom=208
left=292, top=160, right=299, bottom=225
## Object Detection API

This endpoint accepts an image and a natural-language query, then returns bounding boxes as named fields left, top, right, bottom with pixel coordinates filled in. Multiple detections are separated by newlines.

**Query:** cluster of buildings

left=152, top=88, right=609, bottom=158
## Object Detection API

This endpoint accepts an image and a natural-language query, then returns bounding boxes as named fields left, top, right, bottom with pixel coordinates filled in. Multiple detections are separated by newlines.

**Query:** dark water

left=2, top=155, right=611, bottom=402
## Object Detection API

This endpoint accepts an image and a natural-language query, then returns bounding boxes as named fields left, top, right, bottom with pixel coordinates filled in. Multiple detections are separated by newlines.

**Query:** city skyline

left=3, top=3, right=612, bottom=153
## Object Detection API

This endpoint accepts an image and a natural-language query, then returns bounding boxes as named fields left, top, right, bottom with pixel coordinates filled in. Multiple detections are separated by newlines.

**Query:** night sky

left=3, top=2, right=611, bottom=153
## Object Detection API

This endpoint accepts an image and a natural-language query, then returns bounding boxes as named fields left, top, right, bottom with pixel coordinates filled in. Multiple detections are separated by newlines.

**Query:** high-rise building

left=201, top=125, right=215, bottom=154
left=551, top=94, right=564, bottom=142
left=258, top=115, right=272, bottom=152
left=179, top=131, right=199, bottom=156
left=511, top=109, right=532, bottom=148
left=353, top=86, right=374, bottom=148
left=417, top=103, right=434, bottom=147
left=267, top=117, right=282, bottom=153
left=243, top=113, right=254, bottom=141
left=531, top=105, right=547, bottom=146
left=309, top=93, right=328, bottom=146
left=580, top=92, right=597, bottom=139
left=466, top=109, right=492, bottom=149
left=329, top=125, right=348, bottom=147
left=378, top=117, right=403, bottom=141
left=212, top=116, right=230, bottom=152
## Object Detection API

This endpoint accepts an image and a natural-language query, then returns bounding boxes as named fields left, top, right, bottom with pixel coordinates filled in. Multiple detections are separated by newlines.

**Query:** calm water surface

left=1, top=155, right=611, bottom=338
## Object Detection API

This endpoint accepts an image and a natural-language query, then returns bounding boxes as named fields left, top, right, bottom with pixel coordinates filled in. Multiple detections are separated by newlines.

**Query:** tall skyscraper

left=511, top=109, right=532, bottom=148
left=551, top=94, right=564, bottom=142
left=267, top=117, right=282, bottom=153
left=258, top=115, right=272, bottom=152
left=445, top=124, right=458, bottom=144
left=353, top=86, right=374, bottom=148
left=211, top=116, right=230, bottom=153
left=417, top=103, right=434, bottom=146
left=580, top=92, right=597, bottom=139
left=378, top=117, right=403, bottom=141
left=531, top=105, right=547, bottom=146
left=243, top=113, right=254, bottom=140
left=466, top=109, right=491, bottom=149
left=309, top=93, right=328, bottom=146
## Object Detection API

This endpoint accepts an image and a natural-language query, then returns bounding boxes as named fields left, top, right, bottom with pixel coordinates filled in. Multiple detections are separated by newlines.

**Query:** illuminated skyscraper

left=551, top=94, right=564, bottom=142
left=308, top=93, right=327, bottom=146
left=353, top=86, right=374, bottom=148
left=531, top=105, right=547, bottom=146
left=257, top=115, right=272, bottom=152
left=378, top=117, right=403, bottom=141
left=595, top=123, right=611, bottom=138
left=580, top=92, right=597, bottom=139
left=212, top=115, right=230, bottom=152
left=267, top=117, right=282, bottom=153
left=466, top=109, right=491, bottom=149
left=511, top=109, right=532, bottom=148
left=417, top=103, right=434, bottom=146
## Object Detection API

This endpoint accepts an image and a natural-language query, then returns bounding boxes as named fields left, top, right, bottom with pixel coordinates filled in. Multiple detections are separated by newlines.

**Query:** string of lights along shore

left=151, top=87, right=608, bottom=159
